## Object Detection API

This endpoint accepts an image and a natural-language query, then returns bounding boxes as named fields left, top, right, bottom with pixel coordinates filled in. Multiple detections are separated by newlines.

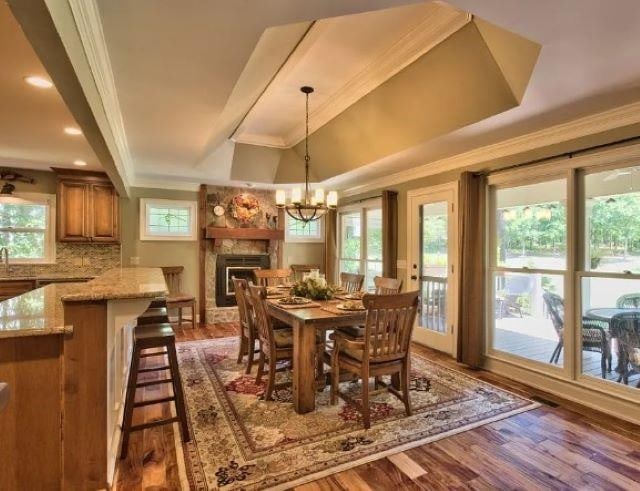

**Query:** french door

left=408, top=183, right=458, bottom=355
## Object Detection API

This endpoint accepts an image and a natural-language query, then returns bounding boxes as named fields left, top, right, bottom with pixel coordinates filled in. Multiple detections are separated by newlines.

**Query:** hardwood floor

left=114, top=322, right=640, bottom=490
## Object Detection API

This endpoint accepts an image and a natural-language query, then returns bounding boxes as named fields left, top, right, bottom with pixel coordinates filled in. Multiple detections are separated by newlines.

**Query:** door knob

left=411, top=275, right=418, bottom=280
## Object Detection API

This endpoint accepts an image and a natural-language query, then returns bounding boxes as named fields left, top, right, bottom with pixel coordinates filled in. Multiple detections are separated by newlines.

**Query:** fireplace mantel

left=205, top=227, right=284, bottom=242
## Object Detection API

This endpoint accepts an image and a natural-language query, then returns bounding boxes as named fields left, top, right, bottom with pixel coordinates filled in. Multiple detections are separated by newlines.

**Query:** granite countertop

left=0, top=273, right=95, bottom=282
left=60, top=267, right=168, bottom=302
left=0, top=283, right=80, bottom=339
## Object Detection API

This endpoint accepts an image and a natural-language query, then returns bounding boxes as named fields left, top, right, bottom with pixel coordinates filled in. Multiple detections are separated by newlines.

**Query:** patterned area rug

left=176, top=338, right=538, bottom=490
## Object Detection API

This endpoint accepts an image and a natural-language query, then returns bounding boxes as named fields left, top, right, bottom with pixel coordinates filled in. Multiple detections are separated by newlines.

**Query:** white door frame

left=407, top=182, right=459, bottom=356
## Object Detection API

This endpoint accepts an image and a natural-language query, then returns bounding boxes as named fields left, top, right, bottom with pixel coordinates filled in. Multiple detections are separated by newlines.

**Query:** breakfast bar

left=0, top=268, right=167, bottom=490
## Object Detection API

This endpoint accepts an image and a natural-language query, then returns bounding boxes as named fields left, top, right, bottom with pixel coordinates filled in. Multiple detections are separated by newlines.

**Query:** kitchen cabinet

left=54, top=169, right=120, bottom=243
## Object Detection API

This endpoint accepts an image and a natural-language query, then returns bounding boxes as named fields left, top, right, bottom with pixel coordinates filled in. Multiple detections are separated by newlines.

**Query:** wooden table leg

left=292, top=319, right=316, bottom=414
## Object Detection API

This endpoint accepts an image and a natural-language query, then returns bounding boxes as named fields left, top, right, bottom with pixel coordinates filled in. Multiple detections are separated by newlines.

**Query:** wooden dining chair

left=290, top=264, right=321, bottom=282
left=374, top=276, right=403, bottom=295
left=233, top=278, right=258, bottom=374
left=253, top=268, right=292, bottom=287
left=161, top=266, right=197, bottom=328
left=247, top=284, right=295, bottom=400
left=340, top=272, right=365, bottom=293
left=330, top=291, right=420, bottom=429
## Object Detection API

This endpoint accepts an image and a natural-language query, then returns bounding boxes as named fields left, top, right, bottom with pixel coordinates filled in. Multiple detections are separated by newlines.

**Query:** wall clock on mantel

left=210, top=196, right=227, bottom=227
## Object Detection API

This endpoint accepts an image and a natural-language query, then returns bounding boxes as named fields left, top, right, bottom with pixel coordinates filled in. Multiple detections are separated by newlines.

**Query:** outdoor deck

left=494, top=320, right=639, bottom=386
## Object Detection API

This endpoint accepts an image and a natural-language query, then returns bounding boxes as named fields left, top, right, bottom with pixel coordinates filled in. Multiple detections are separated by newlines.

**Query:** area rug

left=176, top=337, right=538, bottom=490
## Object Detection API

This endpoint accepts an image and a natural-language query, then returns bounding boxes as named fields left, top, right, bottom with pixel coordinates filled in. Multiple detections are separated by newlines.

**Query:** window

left=487, top=154, right=640, bottom=398
left=338, top=200, right=382, bottom=291
left=139, top=198, right=197, bottom=241
left=581, top=165, right=640, bottom=385
left=285, top=214, right=323, bottom=242
left=489, top=178, right=567, bottom=367
left=0, top=194, right=55, bottom=263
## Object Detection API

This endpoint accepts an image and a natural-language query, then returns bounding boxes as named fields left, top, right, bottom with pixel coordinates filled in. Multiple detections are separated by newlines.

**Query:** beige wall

left=119, top=187, right=199, bottom=297
left=283, top=242, right=324, bottom=271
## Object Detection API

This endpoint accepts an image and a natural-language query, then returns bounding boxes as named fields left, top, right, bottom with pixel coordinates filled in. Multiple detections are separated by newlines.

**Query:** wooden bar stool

left=120, top=322, right=190, bottom=459
left=137, top=307, right=169, bottom=326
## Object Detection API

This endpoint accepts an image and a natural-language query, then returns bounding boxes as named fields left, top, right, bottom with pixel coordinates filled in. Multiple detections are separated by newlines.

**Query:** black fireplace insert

left=215, top=254, right=270, bottom=306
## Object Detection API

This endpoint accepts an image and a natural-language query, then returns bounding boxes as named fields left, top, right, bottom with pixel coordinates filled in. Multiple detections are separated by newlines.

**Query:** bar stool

left=137, top=306, right=169, bottom=326
left=120, top=321, right=190, bottom=459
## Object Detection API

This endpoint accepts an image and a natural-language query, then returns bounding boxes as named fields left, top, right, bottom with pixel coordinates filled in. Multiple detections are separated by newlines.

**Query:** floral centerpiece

left=230, top=193, right=261, bottom=226
left=290, top=275, right=335, bottom=301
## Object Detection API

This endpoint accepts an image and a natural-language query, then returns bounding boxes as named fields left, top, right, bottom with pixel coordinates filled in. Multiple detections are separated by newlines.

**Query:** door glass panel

left=581, top=276, right=640, bottom=387
left=495, top=179, right=567, bottom=270
left=366, top=209, right=382, bottom=291
left=419, top=201, right=448, bottom=332
left=585, top=166, right=640, bottom=273
left=340, top=212, right=361, bottom=260
left=492, top=272, right=565, bottom=366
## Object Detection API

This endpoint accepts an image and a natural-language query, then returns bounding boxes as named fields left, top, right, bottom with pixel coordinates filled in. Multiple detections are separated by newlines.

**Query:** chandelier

left=276, top=86, right=337, bottom=223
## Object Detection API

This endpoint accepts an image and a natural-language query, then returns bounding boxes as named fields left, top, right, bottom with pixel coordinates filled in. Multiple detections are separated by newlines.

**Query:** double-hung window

left=487, top=147, right=640, bottom=400
left=338, top=199, right=382, bottom=291
left=0, top=193, right=55, bottom=263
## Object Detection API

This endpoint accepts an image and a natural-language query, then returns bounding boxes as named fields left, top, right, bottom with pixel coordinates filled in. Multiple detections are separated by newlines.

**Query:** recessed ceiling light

left=73, top=160, right=88, bottom=167
left=24, top=76, right=53, bottom=88
left=64, top=127, right=82, bottom=136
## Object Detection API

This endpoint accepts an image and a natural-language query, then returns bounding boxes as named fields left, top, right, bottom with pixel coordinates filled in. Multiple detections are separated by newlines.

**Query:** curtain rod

left=480, top=134, right=640, bottom=177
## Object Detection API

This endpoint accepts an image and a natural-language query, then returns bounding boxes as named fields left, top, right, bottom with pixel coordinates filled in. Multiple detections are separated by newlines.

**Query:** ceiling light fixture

left=24, top=76, right=53, bottom=88
left=276, top=86, right=337, bottom=224
left=64, top=127, right=82, bottom=136
left=73, top=160, right=88, bottom=167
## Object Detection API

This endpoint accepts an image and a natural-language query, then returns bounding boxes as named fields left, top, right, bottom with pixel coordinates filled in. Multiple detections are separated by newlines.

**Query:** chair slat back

left=253, top=268, right=292, bottom=287
left=340, top=272, right=365, bottom=293
left=161, top=266, right=183, bottom=295
left=374, top=276, right=403, bottom=295
left=362, top=291, right=420, bottom=363
left=247, top=284, right=276, bottom=356
left=232, top=277, right=251, bottom=333
left=290, top=264, right=321, bottom=282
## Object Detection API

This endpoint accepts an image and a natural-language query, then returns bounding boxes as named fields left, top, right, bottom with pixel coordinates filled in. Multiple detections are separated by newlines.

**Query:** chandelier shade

left=276, top=86, right=337, bottom=224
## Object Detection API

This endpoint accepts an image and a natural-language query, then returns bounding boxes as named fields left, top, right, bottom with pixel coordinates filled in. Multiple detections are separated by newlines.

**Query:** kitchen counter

left=60, top=267, right=168, bottom=302
left=0, top=282, right=80, bottom=339
left=0, top=273, right=95, bottom=282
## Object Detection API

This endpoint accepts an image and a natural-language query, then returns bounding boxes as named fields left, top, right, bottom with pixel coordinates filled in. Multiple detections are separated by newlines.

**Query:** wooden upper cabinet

left=54, top=169, right=120, bottom=243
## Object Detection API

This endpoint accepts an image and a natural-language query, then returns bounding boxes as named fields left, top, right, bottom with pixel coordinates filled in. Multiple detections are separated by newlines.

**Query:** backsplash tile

left=0, top=243, right=121, bottom=279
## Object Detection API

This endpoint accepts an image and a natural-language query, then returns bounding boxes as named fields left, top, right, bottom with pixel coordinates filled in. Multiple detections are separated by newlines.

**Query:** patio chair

left=616, top=293, right=640, bottom=309
left=609, top=311, right=640, bottom=387
left=543, top=292, right=612, bottom=378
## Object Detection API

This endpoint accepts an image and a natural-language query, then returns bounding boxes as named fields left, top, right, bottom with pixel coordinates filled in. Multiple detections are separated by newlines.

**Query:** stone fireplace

left=204, top=185, right=282, bottom=324
left=215, top=254, right=270, bottom=307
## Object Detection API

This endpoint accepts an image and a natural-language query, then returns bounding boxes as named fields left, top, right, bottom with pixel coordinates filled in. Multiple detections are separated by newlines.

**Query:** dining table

left=267, top=297, right=367, bottom=414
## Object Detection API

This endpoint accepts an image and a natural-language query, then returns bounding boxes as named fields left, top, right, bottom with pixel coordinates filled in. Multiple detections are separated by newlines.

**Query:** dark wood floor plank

left=113, top=322, right=640, bottom=490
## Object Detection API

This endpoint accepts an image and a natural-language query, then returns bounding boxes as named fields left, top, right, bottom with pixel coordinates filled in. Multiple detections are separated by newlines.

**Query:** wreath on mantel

left=230, top=193, right=261, bottom=225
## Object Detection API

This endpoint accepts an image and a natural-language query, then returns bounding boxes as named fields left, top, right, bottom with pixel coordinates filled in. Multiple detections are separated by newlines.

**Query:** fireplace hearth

left=215, top=254, right=270, bottom=306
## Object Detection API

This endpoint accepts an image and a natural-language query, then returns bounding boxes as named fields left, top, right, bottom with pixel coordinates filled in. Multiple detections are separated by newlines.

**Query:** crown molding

left=67, top=0, right=133, bottom=182
left=234, top=4, right=470, bottom=149
left=341, top=100, right=640, bottom=196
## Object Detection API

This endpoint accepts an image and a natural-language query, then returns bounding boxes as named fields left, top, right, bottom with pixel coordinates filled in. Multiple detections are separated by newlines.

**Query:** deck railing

left=421, top=275, right=447, bottom=333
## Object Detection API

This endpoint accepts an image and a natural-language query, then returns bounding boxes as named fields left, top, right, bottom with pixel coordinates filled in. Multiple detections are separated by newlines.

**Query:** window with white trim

left=0, top=193, right=55, bottom=263
left=338, top=199, right=382, bottom=291
left=139, top=198, right=197, bottom=241
left=285, top=214, right=323, bottom=242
